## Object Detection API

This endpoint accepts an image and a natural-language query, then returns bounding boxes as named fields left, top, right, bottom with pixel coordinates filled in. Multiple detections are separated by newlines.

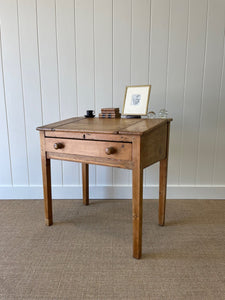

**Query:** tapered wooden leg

left=41, top=156, right=53, bottom=226
left=132, top=167, right=143, bottom=259
left=159, top=157, right=168, bottom=226
left=82, top=163, right=89, bottom=205
left=159, top=122, right=170, bottom=226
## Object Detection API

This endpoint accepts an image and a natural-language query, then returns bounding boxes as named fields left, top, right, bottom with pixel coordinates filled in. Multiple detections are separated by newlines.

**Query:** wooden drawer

left=45, top=138, right=132, bottom=161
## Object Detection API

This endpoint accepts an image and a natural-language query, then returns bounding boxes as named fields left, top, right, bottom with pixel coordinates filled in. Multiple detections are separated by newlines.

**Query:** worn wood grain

left=38, top=117, right=172, bottom=259
left=45, top=131, right=134, bottom=142
left=159, top=123, right=170, bottom=226
left=45, top=138, right=132, bottom=161
left=141, top=124, right=167, bottom=168
left=132, top=136, right=143, bottom=259
left=37, top=117, right=171, bottom=135
left=82, top=163, right=89, bottom=205
left=40, top=131, right=53, bottom=226
left=119, top=119, right=171, bottom=135
left=36, top=117, right=84, bottom=131
left=47, top=152, right=134, bottom=170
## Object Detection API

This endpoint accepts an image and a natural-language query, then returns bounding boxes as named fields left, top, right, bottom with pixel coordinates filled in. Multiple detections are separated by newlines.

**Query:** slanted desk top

left=37, top=117, right=172, bottom=136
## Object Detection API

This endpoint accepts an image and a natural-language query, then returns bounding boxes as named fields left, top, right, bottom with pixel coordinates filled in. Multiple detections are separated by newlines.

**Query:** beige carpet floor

left=0, top=199, right=225, bottom=300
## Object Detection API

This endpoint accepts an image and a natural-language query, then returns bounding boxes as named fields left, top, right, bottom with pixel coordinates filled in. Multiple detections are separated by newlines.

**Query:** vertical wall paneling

left=179, top=0, right=208, bottom=184
left=196, top=0, right=225, bottom=184
left=75, top=0, right=95, bottom=185
left=0, top=0, right=29, bottom=185
left=113, top=0, right=132, bottom=186
left=37, top=0, right=62, bottom=186
left=113, top=0, right=132, bottom=110
left=213, top=33, right=225, bottom=185
left=0, top=30, right=12, bottom=186
left=165, top=0, right=189, bottom=184
left=94, top=0, right=113, bottom=186
left=148, top=0, right=170, bottom=110
left=131, top=0, right=151, bottom=188
left=131, top=0, right=150, bottom=84
left=0, top=0, right=225, bottom=199
left=146, top=0, right=170, bottom=186
left=75, top=0, right=95, bottom=114
left=18, top=0, right=43, bottom=185
left=55, top=0, right=79, bottom=186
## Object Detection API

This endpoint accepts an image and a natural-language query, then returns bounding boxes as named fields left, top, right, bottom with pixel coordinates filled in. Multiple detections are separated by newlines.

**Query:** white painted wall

left=0, top=0, right=225, bottom=199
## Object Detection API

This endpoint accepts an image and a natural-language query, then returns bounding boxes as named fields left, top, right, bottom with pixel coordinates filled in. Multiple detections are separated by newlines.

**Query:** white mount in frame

left=122, top=85, right=151, bottom=116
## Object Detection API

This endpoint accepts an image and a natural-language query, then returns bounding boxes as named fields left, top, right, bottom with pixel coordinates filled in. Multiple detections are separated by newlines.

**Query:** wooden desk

left=37, top=117, right=172, bottom=259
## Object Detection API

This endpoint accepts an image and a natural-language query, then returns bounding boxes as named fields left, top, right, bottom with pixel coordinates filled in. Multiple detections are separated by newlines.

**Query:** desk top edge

left=36, top=117, right=172, bottom=135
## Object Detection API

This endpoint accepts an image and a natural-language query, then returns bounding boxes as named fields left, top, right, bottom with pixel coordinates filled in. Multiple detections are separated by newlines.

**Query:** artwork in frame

left=122, top=85, right=151, bottom=116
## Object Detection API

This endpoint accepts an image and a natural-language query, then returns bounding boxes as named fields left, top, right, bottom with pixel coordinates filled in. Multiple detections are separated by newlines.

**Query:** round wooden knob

left=105, top=147, right=116, bottom=155
left=54, top=142, right=64, bottom=150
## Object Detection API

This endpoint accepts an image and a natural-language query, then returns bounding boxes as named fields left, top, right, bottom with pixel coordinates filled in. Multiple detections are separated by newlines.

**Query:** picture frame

left=122, top=85, right=151, bottom=116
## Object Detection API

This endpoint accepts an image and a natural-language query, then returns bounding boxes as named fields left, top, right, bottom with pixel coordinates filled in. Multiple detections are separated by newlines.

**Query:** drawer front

left=45, top=138, right=132, bottom=161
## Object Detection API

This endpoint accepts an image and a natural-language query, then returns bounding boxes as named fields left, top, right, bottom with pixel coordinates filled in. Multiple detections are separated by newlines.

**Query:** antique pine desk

left=37, top=117, right=172, bottom=259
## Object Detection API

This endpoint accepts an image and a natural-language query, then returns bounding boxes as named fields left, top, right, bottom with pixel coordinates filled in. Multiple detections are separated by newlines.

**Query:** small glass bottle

left=147, top=111, right=156, bottom=119
left=158, top=109, right=168, bottom=119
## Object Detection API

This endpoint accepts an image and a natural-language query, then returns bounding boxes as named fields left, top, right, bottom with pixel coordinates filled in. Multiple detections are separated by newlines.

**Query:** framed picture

left=122, top=85, right=151, bottom=116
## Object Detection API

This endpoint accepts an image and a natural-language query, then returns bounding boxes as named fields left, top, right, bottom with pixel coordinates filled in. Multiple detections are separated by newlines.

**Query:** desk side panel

left=141, top=124, right=167, bottom=169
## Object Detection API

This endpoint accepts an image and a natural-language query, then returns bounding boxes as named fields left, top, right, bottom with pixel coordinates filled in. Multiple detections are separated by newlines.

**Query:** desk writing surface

left=37, top=117, right=171, bottom=135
